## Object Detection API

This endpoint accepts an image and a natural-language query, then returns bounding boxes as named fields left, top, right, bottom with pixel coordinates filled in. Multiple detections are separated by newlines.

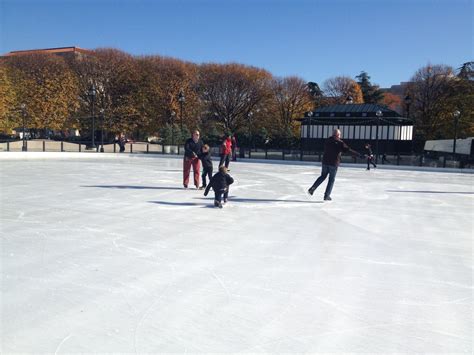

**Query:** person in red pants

left=183, top=130, right=203, bottom=189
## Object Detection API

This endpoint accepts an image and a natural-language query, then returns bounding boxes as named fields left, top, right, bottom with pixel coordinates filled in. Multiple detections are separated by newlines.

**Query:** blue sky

left=1, top=0, right=472, bottom=87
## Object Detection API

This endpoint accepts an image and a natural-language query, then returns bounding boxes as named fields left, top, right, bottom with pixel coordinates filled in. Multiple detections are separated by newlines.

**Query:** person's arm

left=226, top=175, right=234, bottom=185
left=342, top=141, right=360, bottom=157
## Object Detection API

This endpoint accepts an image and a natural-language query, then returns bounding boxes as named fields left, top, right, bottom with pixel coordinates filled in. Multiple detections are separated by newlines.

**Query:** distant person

left=219, top=134, right=232, bottom=169
left=382, top=154, right=390, bottom=164
left=364, top=143, right=377, bottom=170
left=198, top=144, right=213, bottom=189
left=183, top=130, right=203, bottom=189
left=308, top=129, right=360, bottom=201
left=231, top=135, right=238, bottom=161
left=204, top=166, right=234, bottom=208
left=116, top=133, right=127, bottom=153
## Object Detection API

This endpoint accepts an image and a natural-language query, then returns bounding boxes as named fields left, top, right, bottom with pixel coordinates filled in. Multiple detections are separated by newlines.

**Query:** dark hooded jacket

left=204, top=172, right=234, bottom=195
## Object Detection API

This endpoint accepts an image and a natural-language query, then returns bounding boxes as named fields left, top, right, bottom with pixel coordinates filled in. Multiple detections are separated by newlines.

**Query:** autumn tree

left=406, top=64, right=457, bottom=140
left=197, top=63, right=272, bottom=133
left=269, top=76, right=313, bottom=138
left=381, top=92, right=402, bottom=113
left=4, top=54, right=79, bottom=136
left=322, top=76, right=364, bottom=104
left=355, top=71, right=384, bottom=104
left=0, top=62, right=17, bottom=133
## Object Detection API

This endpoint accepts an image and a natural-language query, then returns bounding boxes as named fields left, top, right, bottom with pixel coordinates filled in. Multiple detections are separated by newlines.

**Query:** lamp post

left=375, top=110, right=383, bottom=164
left=405, top=94, right=413, bottom=153
left=88, top=84, right=97, bottom=150
left=345, top=96, right=353, bottom=104
left=178, top=91, right=185, bottom=131
left=170, top=111, right=176, bottom=146
left=306, top=111, right=313, bottom=141
left=20, top=103, right=27, bottom=152
left=99, top=108, right=105, bottom=152
left=453, top=110, right=461, bottom=161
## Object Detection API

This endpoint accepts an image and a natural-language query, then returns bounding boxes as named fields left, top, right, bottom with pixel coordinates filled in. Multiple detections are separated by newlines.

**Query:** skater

left=382, top=154, right=390, bottom=164
left=204, top=166, right=234, bottom=208
left=231, top=135, right=238, bottom=161
left=183, top=130, right=203, bottom=189
left=219, top=134, right=232, bottom=169
left=116, top=133, right=127, bottom=153
left=308, top=129, right=360, bottom=201
left=365, top=143, right=377, bottom=170
left=198, top=144, right=213, bottom=189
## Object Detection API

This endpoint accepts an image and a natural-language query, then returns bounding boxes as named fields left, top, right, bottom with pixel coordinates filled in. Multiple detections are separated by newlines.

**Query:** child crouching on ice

left=204, top=166, right=234, bottom=208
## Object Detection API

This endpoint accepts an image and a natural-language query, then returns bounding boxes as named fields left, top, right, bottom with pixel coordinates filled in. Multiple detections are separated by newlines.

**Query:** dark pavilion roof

left=300, top=103, right=413, bottom=125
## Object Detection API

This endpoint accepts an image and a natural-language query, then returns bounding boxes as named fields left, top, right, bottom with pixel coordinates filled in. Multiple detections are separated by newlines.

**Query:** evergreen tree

left=355, top=71, right=384, bottom=104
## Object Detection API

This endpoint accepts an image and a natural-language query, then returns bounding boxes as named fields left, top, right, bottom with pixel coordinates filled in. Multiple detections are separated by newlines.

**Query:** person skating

left=364, top=143, right=377, bottom=170
left=204, top=166, right=234, bottom=208
left=219, top=134, right=232, bottom=169
left=308, top=129, right=360, bottom=201
left=183, top=130, right=203, bottom=189
left=198, top=144, right=213, bottom=189
left=231, top=135, right=238, bottom=161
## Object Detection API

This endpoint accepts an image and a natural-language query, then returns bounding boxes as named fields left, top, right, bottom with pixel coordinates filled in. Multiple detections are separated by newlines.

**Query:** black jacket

left=322, top=136, right=358, bottom=166
left=204, top=172, right=234, bottom=195
left=198, top=151, right=213, bottom=169
left=184, top=138, right=203, bottom=159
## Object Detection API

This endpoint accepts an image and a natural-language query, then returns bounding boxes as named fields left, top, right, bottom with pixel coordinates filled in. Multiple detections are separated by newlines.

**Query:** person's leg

left=192, top=158, right=200, bottom=188
left=367, top=158, right=370, bottom=170
left=219, top=154, right=226, bottom=167
left=201, top=170, right=207, bottom=188
left=223, top=188, right=229, bottom=203
left=324, top=166, right=338, bottom=199
left=225, top=154, right=230, bottom=168
left=206, top=167, right=213, bottom=186
left=214, top=191, right=223, bottom=208
left=371, top=158, right=377, bottom=168
left=309, top=164, right=329, bottom=193
left=183, top=158, right=192, bottom=187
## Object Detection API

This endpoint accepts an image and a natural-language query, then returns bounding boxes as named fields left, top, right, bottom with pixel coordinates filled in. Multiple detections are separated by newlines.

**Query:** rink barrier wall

left=0, top=151, right=472, bottom=174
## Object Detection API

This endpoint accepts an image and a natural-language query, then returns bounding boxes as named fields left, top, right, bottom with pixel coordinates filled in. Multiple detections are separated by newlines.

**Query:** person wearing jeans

left=308, top=129, right=360, bottom=201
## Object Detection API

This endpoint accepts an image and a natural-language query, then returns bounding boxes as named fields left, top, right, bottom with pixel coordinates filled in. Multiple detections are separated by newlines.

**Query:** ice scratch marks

left=54, top=333, right=72, bottom=355
left=209, top=269, right=232, bottom=301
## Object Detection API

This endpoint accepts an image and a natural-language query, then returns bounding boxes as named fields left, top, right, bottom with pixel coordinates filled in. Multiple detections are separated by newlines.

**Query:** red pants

left=183, top=157, right=200, bottom=187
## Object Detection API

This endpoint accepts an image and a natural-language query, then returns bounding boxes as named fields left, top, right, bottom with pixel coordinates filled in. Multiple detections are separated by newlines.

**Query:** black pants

left=214, top=189, right=229, bottom=202
left=201, top=166, right=213, bottom=187
left=367, top=157, right=377, bottom=169
left=219, top=154, right=230, bottom=168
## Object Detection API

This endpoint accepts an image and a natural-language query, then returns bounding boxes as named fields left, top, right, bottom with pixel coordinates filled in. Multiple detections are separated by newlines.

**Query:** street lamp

left=88, top=84, right=97, bottom=150
left=99, top=108, right=105, bottom=152
left=178, top=91, right=185, bottom=131
left=375, top=110, right=383, bottom=164
left=453, top=110, right=461, bottom=160
left=345, top=96, right=353, bottom=104
left=20, top=103, right=27, bottom=152
left=306, top=111, right=313, bottom=140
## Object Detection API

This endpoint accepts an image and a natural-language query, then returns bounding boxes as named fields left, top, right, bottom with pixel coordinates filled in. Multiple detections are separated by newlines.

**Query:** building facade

left=300, top=104, right=414, bottom=153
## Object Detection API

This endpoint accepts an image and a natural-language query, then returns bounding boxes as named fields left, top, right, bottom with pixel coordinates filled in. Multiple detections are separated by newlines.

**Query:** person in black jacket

left=198, top=144, right=213, bottom=189
left=183, top=130, right=203, bottom=188
left=364, top=143, right=377, bottom=170
left=308, top=129, right=360, bottom=201
left=204, top=166, right=234, bottom=208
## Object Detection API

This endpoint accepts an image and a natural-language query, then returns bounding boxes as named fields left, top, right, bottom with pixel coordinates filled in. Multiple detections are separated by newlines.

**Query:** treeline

left=0, top=48, right=472, bottom=145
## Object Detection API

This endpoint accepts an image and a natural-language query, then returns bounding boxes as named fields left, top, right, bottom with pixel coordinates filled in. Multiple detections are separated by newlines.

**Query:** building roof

left=3, top=46, right=92, bottom=57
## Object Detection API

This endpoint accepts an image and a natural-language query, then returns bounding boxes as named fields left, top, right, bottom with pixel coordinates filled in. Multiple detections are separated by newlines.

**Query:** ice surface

left=1, top=153, right=472, bottom=353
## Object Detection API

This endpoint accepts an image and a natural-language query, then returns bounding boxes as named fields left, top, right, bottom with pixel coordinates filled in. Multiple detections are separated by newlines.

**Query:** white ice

left=1, top=153, right=472, bottom=353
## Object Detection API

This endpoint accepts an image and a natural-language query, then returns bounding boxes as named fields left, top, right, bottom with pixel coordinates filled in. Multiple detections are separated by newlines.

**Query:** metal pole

left=91, top=96, right=96, bottom=149
left=453, top=114, right=459, bottom=159
left=100, top=111, right=104, bottom=152
left=180, top=101, right=183, bottom=131
left=21, top=107, right=27, bottom=152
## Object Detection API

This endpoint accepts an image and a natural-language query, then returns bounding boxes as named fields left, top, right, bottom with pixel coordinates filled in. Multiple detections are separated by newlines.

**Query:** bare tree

left=323, top=76, right=363, bottom=104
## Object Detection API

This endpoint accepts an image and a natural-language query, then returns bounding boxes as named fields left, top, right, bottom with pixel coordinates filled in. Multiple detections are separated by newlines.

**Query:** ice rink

left=1, top=153, right=472, bottom=353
